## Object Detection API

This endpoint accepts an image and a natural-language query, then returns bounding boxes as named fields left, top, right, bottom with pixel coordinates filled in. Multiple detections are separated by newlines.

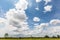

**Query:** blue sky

left=0, top=0, right=60, bottom=37
left=0, top=0, right=59, bottom=24
left=26, top=0, right=56, bottom=28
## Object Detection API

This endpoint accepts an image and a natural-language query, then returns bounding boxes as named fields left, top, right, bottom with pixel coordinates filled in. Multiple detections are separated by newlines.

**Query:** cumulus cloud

left=32, top=19, right=60, bottom=37
left=44, top=0, right=51, bottom=5
left=0, top=28, right=6, bottom=37
left=34, top=23, right=49, bottom=30
left=35, top=7, right=39, bottom=10
left=5, top=10, right=29, bottom=36
left=0, top=18, right=7, bottom=37
left=5, top=9, right=28, bottom=21
left=50, top=19, right=60, bottom=25
left=0, top=18, right=6, bottom=23
left=43, top=5, right=52, bottom=13
left=40, top=23, right=49, bottom=27
left=0, top=17, right=18, bottom=37
left=0, top=0, right=29, bottom=37
left=6, top=0, right=29, bottom=36
left=42, top=26, right=60, bottom=37
left=22, top=23, right=49, bottom=37
left=10, top=22, right=49, bottom=37
left=19, top=19, right=60, bottom=37
left=33, top=17, right=40, bottom=22
left=15, top=0, right=28, bottom=10
left=5, top=9, right=29, bottom=31
left=36, top=0, right=42, bottom=3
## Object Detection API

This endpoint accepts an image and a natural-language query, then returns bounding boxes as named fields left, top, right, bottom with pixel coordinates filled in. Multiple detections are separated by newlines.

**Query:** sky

left=0, top=0, right=60, bottom=37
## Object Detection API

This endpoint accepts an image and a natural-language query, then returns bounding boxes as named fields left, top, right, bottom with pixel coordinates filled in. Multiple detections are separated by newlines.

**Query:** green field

left=0, top=38, right=60, bottom=40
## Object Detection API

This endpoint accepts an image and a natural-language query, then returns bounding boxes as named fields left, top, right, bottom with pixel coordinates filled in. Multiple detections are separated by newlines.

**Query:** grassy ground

left=0, top=38, right=60, bottom=40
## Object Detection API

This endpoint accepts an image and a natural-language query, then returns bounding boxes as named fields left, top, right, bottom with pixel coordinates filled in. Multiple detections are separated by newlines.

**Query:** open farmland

left=0, top=38, right=60, bottom=40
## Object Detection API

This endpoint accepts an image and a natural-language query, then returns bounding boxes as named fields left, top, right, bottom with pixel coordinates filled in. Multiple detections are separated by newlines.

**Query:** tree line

left=4, top=33, right=60, bottom=38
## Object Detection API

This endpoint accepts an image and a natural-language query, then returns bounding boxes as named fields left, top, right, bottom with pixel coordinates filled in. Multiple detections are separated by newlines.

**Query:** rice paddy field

left=0, top=38, right=60, bottom=40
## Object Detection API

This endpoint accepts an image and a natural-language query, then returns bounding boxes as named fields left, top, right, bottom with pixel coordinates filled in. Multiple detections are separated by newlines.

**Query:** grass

left=0, top=38, right=60, bottom=40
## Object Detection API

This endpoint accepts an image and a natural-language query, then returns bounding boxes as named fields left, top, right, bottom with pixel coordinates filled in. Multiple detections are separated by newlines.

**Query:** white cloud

left=50, top=19, right=60, bottom=25
left=0, top=18, right=6, bottom=30
left=5, top=0, right=29, bottom=37
left=5, top=9, right=28, bottom=21
left=32, top=19, right=60, bottom=37
left=34, top=23, right=49, bottom=29
left=36, top=0, right=42, bottom=3
left=0, top=18, right=6, bottom=23
left=21, top=19, right=60, bottom=37
left=44, top=5, right=52, bottom=12
left=0, top=18, right=6, bottom=37
left=5, top=9, right=29, bottom=32
left=0, top=28, right=6, bottom=37
left=0, top=18, right=18, bottom=37
left=33, top=17, right=40, bottom=22
left=28, top=23, right=49, bottom=37
left=44, top=0, right=51, bottom=5
left=40, top=23, right=49, bottom=27
left=6, top=25, right=17, bottom=31
left=42, top=26, right=60, bottom=37
left=0, top=0, right=29, bottom=37
left=35, top=7, right=39, bottom=10
left=15, top=0, right=28, bottom=10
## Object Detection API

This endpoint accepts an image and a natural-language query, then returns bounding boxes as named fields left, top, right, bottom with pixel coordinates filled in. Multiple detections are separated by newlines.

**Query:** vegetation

left=44, top=35, right=49, bottom=38
left=3, top=34, right=60, bottom=38
left=4, top=33, right=9, bottom=37
left=0, top=38, right=60, bottom=40
left=0, top=34, right=59, bottom=40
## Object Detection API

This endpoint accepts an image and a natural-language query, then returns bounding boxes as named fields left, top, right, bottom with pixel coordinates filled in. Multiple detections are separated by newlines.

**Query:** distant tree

left=4, top=33, right=9, bottom=37
left=57, top=35, right=60, bottom=38
left=44, top=35, right=49, bottom=38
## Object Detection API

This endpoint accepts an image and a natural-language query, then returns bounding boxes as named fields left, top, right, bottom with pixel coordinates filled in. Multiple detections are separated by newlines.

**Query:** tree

left=57, top=35, right=60, bottom=38
left=44, top=35, right=49, bottom=38
left=4, top=33, right=9, bottom=37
